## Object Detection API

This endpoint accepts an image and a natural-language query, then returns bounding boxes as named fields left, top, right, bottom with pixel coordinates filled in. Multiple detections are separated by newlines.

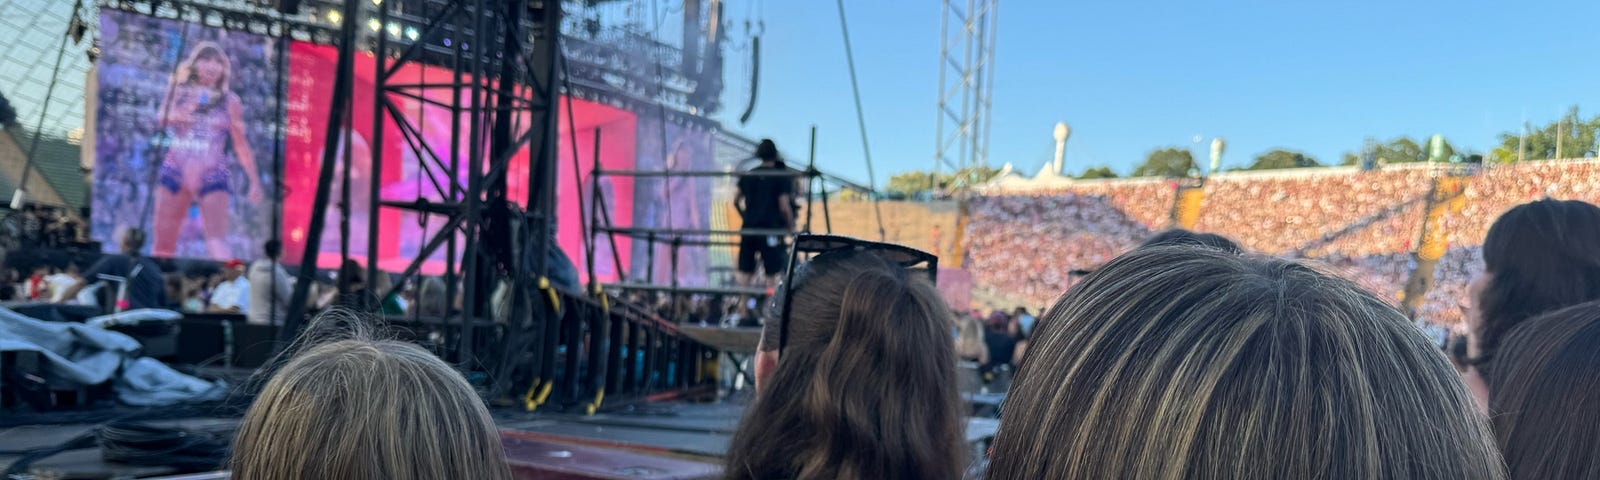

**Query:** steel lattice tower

left=934, top=0, right=998, bottom=180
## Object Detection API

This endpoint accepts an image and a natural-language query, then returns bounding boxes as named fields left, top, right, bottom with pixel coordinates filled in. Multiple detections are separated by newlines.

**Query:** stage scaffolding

left=93, top=0, right=727, bottom=411
left=589, top=127, right=881, bottom=322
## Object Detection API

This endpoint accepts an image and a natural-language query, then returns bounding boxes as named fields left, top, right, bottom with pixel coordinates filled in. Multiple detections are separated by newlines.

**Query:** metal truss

left=934, top=0, right=998, bottom=177
left=276, top=0, right=561, bottom=402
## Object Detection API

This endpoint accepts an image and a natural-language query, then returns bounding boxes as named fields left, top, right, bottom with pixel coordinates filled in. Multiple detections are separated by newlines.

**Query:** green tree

left=1246, top=149, right=1320, bottom=170
left=1132, top=147, right=1196, bottom=178
left=887, top=170, right=941, bottom=195
left=884, top=165, right=1001, bottom=195
left=1488, top=106, right=1600, bottom=163
left=1077, top=166, right=1119, bottom=179
left=1340, top=136, right=1435, bottom=166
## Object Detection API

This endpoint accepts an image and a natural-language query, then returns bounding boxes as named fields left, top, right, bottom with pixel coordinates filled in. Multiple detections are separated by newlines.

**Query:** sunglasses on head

left=770, top=234, right=938, bottom=353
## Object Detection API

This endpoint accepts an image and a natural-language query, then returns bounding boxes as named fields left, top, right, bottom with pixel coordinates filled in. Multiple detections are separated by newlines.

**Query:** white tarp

left=0, top=307, right=226, bottom=406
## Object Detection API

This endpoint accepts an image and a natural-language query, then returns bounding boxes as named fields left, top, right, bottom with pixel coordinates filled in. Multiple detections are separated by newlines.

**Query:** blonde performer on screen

left=151, top=41, right=263, bottom=258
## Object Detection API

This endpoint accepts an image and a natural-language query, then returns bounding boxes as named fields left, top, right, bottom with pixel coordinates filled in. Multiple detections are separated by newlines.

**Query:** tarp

left=0, top=307, right=226, bottom=406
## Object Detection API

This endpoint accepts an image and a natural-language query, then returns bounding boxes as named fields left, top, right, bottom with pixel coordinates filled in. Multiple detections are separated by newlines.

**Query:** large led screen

left=92, top=10, right=281, bottom=260
left=284, top=42, right=638, bottom=281
left=631, top=117, right=714, bottom=286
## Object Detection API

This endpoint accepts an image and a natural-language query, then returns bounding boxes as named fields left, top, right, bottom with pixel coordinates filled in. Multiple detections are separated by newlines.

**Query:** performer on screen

left=151, top=41, right=263, bottom=259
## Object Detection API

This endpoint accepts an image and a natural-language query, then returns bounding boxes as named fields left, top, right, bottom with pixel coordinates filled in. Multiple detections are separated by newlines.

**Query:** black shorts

left=738, top=234, right=788, bottom=275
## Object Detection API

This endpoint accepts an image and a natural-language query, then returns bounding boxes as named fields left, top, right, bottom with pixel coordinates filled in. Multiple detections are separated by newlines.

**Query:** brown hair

left=1476, top=199, right=1600, bottom=364
left=986, top=246, right=1504, bottom=479
left=724, top=249, right=965, bottom=480
left=230, top=310, right=511, bottom=480
left=1485, top=301, right=1600, bottom=478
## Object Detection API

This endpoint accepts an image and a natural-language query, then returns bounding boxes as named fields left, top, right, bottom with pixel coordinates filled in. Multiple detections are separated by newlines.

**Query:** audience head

left=223, top=259, right=245, bottom=280
left=725, top=248, right=965, bottom=480
left=263, top=240, right=282, bottom=260
left=231, top=309, right=511, bottom=480
left=1473, top=199, right=1600, bottom=362
left=986, top=311, right=1010, bottom=332
left=418, top=276, right=449, bottom=317
left=1481, top=301, right=1600, bottom=478
left=986, top=245, right=1503, bottom=479
left=121, top=228, right=146, bottom=255
left=1140, top=228, right=1243, bottom=254
left=338, top=259, right=365, bottom=287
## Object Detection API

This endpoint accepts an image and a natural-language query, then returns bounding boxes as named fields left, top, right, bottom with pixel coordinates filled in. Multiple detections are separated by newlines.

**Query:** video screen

left=284, top=42, right=639, bottom=281
left=631, top=117, right=714, bottom=286
left=92, top=10, right=281, bottom=261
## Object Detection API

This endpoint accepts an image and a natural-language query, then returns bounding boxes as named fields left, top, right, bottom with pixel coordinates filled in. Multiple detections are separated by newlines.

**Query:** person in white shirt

left=209, top=259, right=250, bottom=313
left=248, top=240, right=294, bottom=325
left=46, top=262, right=83, bottom=303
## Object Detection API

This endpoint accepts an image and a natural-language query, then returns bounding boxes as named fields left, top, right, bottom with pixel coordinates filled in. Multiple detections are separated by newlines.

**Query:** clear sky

left=712, top=0, right=1600, bottom=186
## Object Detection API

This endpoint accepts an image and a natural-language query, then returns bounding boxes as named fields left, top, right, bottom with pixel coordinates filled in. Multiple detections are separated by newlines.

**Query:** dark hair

left=122, top=228, right=146, bottom=254
left=1477, top=199, right=1600, bottom=363
left=264, top=240, right=282, bottom=259
left=755, top=139, right=779, bottom=162
left=1140, top=228, right=1243, bottom=253
left=986, top=246, right=1503, bottom=479
left=1485, top=301, right=1600, bottom=478
left=339, top=259, right=364, bottom=286
left=724, top=250, right=965, bottom=480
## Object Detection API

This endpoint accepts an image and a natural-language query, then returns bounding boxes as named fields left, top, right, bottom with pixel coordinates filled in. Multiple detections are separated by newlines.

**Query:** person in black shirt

left=982, top=311, right=1018, bottom=373
left=734, top=139, right=795, bottom=291
left=65, top=228, right=167, bottom=311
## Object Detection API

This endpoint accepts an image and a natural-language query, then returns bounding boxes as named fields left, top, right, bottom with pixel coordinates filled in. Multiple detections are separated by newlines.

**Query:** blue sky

left=712, top=0, right=1600, bottom=185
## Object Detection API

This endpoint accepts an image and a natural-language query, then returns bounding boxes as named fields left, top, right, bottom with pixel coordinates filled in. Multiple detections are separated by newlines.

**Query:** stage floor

left=1, top=401, right=1000, bottom=478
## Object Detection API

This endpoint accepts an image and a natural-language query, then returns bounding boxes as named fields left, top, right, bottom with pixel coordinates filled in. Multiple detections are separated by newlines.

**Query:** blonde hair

left=230, top=310, right=511, bottom=480
left=986, top=246, right=1504, bottom=479
left=176, top=41, right=231, bottom=91
left=954, top=313, right=988, bottom=362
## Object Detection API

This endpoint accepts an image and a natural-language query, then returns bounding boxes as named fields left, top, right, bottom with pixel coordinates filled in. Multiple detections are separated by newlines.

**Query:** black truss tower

left=282, top=0, right=562, bottom=400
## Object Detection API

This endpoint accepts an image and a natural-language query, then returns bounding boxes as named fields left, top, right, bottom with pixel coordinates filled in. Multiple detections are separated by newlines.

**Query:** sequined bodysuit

left=159, top=86, right=233, bottom=196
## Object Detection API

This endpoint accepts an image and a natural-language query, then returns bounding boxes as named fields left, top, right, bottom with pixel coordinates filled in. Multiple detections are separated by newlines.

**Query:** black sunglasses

left=769, top=234, right=938, bottom=353
left=1446, top=333, right=1490, bottom=368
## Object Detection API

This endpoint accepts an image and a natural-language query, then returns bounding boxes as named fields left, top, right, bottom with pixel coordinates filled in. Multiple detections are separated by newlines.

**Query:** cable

left=833, top=0, right=887, bottom=241
left=98, top=420, right=233, bottom=472
left=1, top=427, right=98, bottom=476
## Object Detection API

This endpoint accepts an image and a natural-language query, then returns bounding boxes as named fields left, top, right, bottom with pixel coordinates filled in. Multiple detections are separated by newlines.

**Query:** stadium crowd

left=967, top=159, right=1600, bottom=326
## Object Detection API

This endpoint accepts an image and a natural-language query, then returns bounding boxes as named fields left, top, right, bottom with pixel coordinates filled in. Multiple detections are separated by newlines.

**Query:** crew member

left=734, top=139, right=794, bottom=292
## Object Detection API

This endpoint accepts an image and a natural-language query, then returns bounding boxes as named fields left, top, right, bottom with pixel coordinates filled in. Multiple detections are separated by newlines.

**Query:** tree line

left=886, top=106, right=1600, bottom=192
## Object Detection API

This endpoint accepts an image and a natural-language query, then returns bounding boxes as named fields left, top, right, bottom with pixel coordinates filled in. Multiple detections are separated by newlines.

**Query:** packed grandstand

left=963, top=158, right=1600, bottom=326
